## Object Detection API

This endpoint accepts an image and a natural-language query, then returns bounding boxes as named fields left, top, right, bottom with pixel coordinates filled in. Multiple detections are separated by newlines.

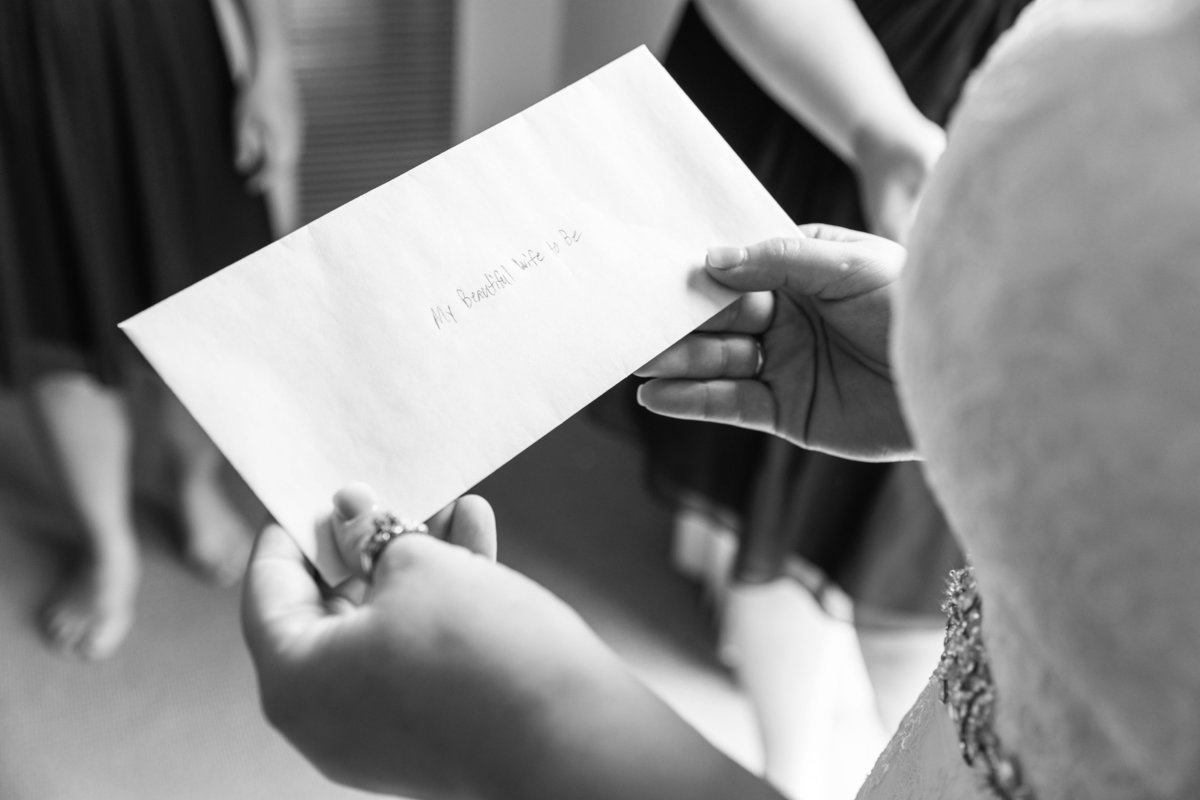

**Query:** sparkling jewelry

left=937, top=567, right=1035, bottom=800
left=360, top=512, right=429, bottom=578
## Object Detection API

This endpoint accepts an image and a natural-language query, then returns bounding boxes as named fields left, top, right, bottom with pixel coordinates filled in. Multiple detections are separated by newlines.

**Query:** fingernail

left=707, top=246, right=746, bottom=270
left=636, top=385, right=647, bottom=407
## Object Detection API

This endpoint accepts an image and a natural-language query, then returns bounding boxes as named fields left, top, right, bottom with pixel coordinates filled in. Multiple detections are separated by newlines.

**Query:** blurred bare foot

left=42, top=543, right=139, bottom=660
left=155, top=383, right=252, bottom=586
left=179, top=458, right=252, bottom=586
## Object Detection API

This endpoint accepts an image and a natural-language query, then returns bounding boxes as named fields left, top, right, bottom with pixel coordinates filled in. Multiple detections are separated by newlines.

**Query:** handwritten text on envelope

left=121, top=48, right=795, bottom=583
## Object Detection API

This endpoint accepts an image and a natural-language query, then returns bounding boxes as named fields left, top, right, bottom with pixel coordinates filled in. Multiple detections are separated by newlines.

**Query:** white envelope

left=122, top=47, right=794, bottom=583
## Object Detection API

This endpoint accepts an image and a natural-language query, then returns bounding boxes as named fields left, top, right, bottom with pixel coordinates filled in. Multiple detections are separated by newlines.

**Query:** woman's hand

left=232, top=57, right=302, bottom=199
left=242, top=486, right=602, bottom=799
left=637, top=224, right=913, bottom=462
left=242, top=485, right=787, bottom=800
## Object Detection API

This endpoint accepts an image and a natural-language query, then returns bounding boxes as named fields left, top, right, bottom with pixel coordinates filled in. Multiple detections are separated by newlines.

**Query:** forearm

left=238, top=0, right=292, bottom=72
left=694, top=0, right=928, bottom=165
left=489, top=652, right=785, bottom=800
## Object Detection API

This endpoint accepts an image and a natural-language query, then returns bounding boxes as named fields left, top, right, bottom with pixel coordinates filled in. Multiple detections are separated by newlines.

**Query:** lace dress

left=858, top=0, right=1200, bottom=796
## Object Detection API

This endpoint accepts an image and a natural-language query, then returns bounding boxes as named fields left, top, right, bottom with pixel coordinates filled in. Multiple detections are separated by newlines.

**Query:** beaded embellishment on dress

left=936, top=567, right=1035, bottom=800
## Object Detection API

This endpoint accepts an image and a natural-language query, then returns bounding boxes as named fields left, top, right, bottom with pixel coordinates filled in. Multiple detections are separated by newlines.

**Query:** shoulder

left=896, top=1, right=1200, bottom=797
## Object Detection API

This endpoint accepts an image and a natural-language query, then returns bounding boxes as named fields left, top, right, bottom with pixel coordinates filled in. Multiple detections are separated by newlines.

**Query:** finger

left=365, top=497, right=496, bottom=602
left=242, top=523, right=329, bottom=660
left=695, top=291, right=774, bottom=334
left=248, top=153, right=282, bottom=195
left=637, top=378, right=776, bottom=434
left=330, top=482, right=382, bottom=580
left=636, top=334, right=761, bottom=380
left=796, top=222, right=884, bottom=244
left=428, top=494, right=497, bottom=561
left=236, top=124, right=267, bottom=183
left=247, top=169, right=270, bottom=195
left=327, top=576, right=367, bottom=609
left=234, top=125, right=258, bottom=173
left=705, top=234, right=900, bottom=300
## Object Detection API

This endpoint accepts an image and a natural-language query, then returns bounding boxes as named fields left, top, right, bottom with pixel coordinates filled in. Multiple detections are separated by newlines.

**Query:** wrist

left=487, top=655, right=778, bottom=800
left=478, top=651, right=636, bottom=800
left=851, top=111, right=945, bottom=179
left=251, top=47, right=292, bottom=82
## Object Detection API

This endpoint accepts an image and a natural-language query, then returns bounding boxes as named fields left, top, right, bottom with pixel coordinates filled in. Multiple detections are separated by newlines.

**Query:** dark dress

left=594, top=0, right=1032, bottom=618
left=0, top=0, right=273, bottom=387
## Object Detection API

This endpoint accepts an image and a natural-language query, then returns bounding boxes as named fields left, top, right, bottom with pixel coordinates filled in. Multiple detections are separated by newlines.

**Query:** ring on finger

left=361, top=512, right=429, bottom=578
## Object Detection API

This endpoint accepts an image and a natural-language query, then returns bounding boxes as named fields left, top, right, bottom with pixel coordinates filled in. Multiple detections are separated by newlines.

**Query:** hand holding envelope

left=214, top=46, right=913, bottom=800
left=238, top=218, right=912, bottom=799
left=637, top=223, right=912, bottom=463
left=244, top=481, right=785, bottom=800
left=121, top=47, right=796, bottom=582
left=238, top=217, right=913, bottom=800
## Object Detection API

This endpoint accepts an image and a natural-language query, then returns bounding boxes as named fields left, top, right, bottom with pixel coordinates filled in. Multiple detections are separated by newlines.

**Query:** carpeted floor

left=0, top=391, right=757, bottom=799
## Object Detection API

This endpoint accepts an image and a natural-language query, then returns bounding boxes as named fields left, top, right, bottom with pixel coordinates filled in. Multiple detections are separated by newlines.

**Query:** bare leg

left=855, top=616, right=945, bottom=733
left=721, top=578, right=851, bottom=799
left=30, top=372, right=139, bottom=660
left=670, top=499, right=739, bottom=616
left=156, top=382, right=251, bottom=585
left=670, top=504, right=712, bottom=582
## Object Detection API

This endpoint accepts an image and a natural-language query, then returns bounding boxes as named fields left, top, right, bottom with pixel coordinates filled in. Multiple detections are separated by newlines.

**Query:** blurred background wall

left=288, top=0, right=685, bottom=222
left=456, top=0, right=685, bottom=139
left=288, top=0, right=457, bottom=222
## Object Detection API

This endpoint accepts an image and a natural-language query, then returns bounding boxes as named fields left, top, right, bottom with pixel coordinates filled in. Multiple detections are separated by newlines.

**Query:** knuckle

left=753, top=238, right=807, bottom=284
left=780, top=237, right=806, bottom=260
left=739, top=337, right=760, bottom=377
left=806, top=223, right=831, bottom=240
left=728, top=389, right=749, bottom=428
left=684, top=338, right=704, bottom=371
left=701, top=383, right=717, bottom=421
left=700, top=381, right=739, bottom=422
left=759, top=237, right=795, bottom=262
left=718, top=384, right=742, bottom=422
left=716, top=338, right=731, bottom=375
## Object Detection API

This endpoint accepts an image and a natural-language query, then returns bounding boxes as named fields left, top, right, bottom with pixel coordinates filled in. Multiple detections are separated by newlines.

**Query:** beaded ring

left=360, top=512, right=429, bottom=578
